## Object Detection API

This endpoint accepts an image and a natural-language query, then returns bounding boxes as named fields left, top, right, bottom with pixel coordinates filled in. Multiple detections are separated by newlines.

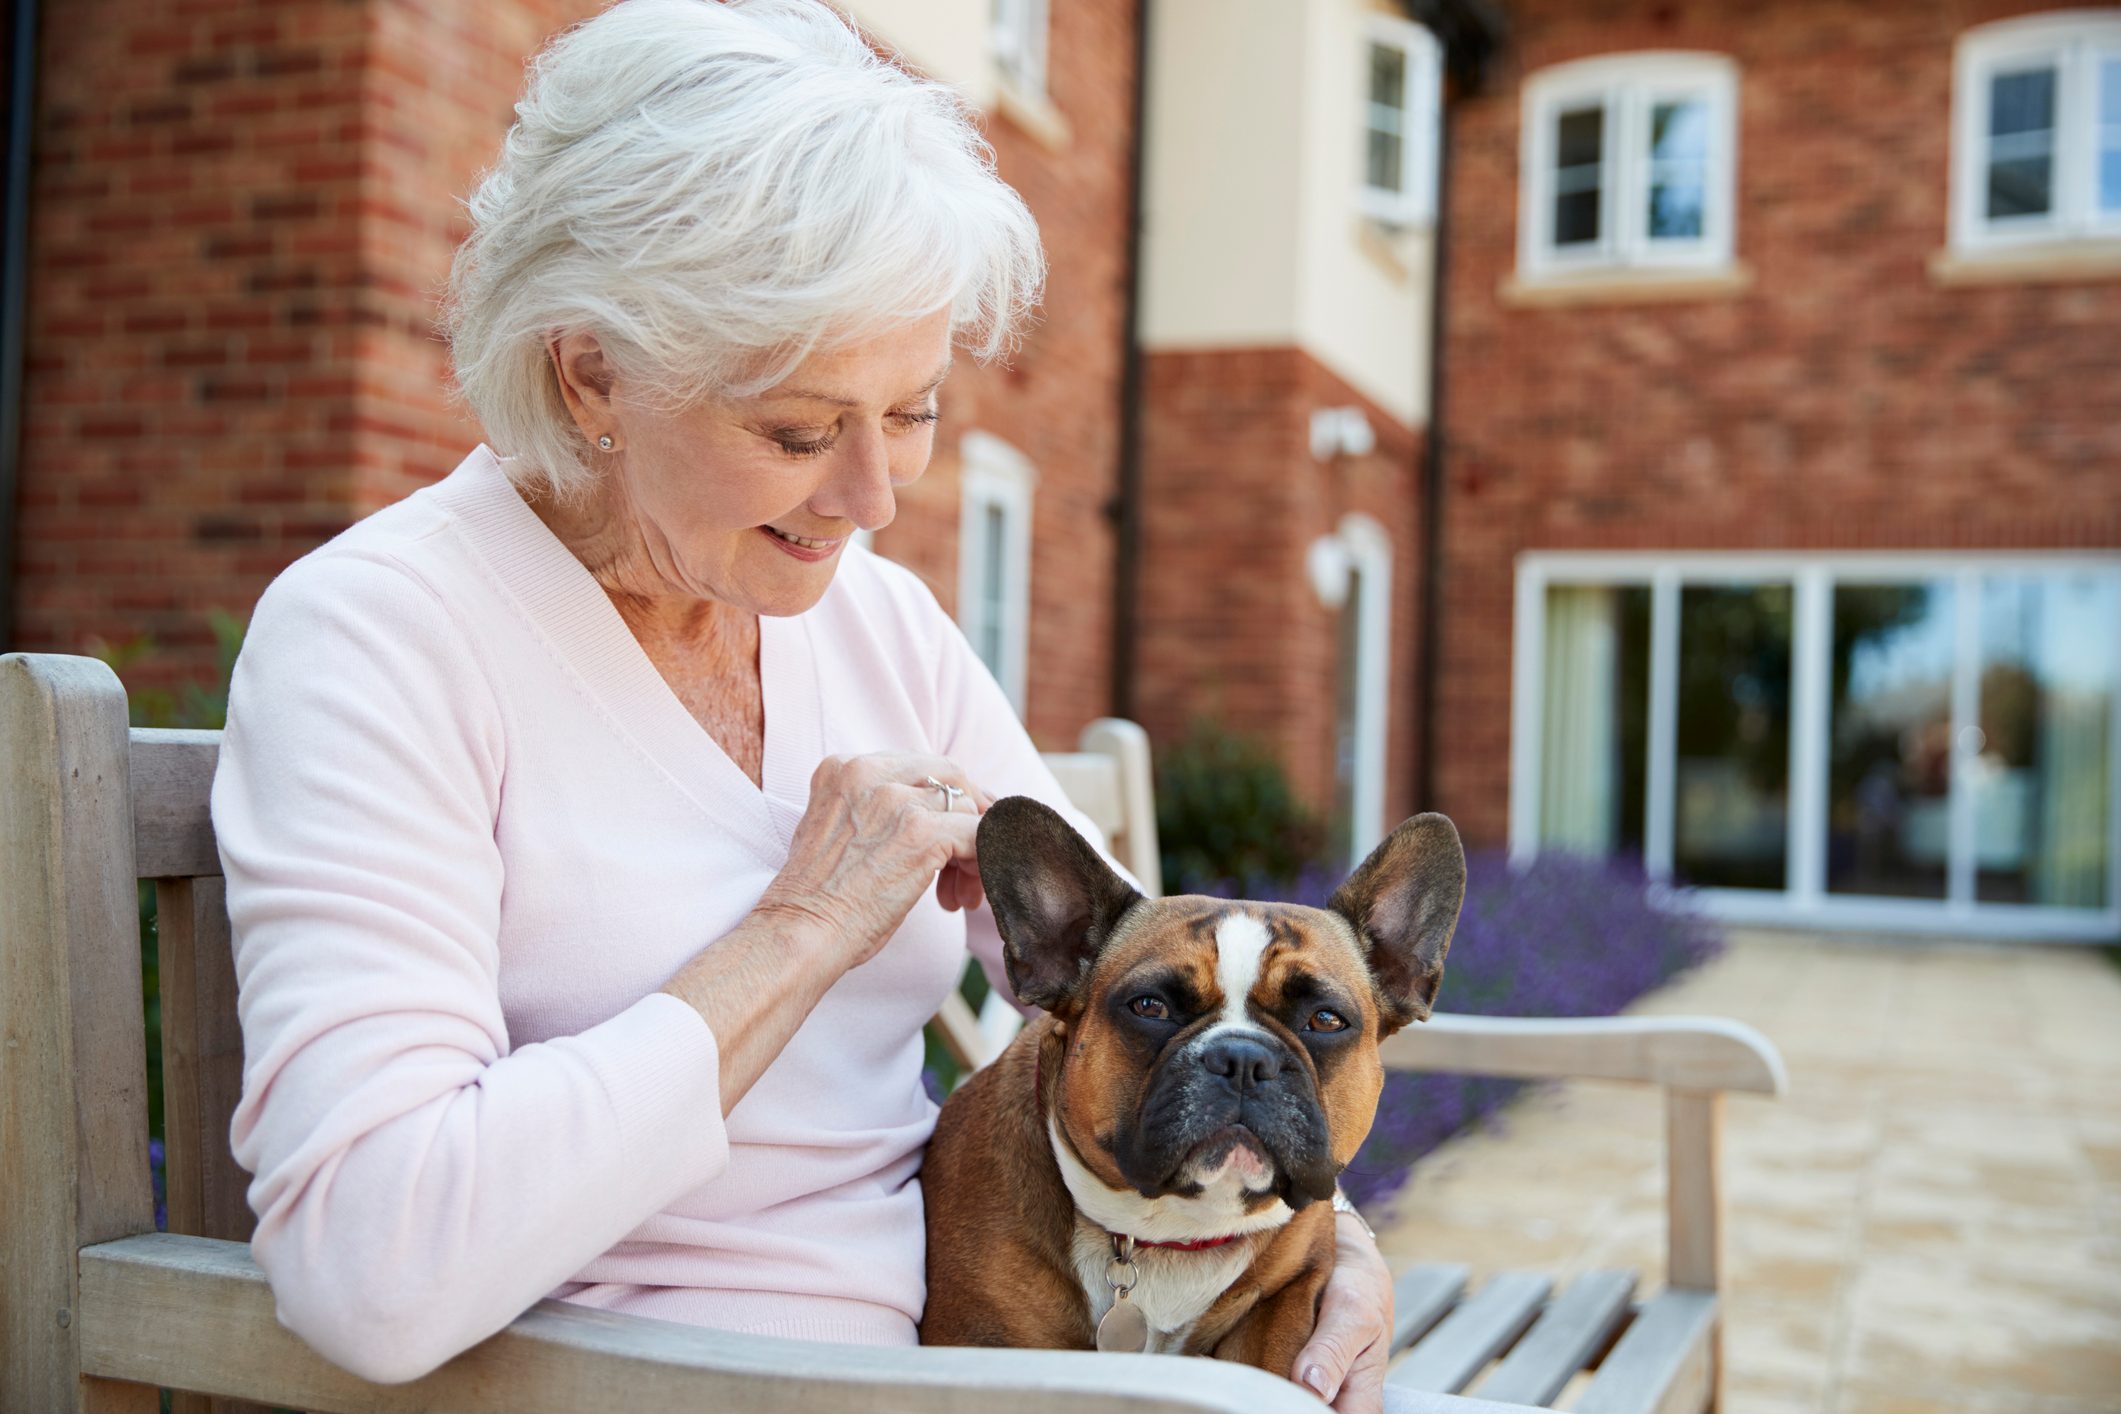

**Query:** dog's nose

left=1200, top=1034, right=1282, bottom=1089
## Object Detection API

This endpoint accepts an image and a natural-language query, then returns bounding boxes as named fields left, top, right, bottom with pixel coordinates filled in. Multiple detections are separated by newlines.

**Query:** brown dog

left=920, top=797, right=1465, bottom=1375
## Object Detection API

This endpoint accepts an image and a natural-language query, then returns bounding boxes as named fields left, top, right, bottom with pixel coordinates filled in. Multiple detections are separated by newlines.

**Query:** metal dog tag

left=1096, top=1292, right=1148, bottom=1353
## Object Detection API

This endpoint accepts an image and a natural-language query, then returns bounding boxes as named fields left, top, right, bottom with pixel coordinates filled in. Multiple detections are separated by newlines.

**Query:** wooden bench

left=1, top=651, right=1785, bottom=1413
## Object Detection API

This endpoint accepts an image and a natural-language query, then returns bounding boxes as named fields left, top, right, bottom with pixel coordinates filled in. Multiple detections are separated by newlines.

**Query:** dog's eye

left=1306, top=1008, right=1348, bottom=1033
left=1128, top=996, right=1170, bottom=1020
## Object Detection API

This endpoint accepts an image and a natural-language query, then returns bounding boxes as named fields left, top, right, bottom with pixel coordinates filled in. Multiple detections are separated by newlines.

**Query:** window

left=1309, top=516, right=1394, bottom=868
left=1951, top=12, right=2121, bottom=251
left=1360, top=15, right=1442, bottom=227
left=1511, top=554, right=2121, bottom=940
left=1517, top=53, right=1738, bottom=280
left=991, top=0, right=1048, bottom=98
left=956, top=431, right=1035, bottom=715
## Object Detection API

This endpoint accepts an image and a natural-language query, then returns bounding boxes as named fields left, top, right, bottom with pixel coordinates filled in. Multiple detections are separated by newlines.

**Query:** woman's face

left=552, top=309, right=953, bottom=620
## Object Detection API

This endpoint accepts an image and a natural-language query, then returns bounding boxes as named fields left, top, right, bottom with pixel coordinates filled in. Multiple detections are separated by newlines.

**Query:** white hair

left=441, top=0, right=1045, bottom=497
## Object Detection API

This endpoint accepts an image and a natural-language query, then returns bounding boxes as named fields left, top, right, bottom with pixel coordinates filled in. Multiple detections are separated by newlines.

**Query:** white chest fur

left=1047, top=1117, right=1292, bottom=1354
left=1068, top=1223, right=1258, bottom=1355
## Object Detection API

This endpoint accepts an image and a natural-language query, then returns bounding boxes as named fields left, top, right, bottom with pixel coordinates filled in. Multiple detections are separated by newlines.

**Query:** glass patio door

left=1519, top=556, right=2121, bottom=938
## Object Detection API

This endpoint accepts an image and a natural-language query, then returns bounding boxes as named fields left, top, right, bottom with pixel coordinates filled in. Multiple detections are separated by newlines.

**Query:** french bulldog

left=920, top=796, right=1466, bottom=1377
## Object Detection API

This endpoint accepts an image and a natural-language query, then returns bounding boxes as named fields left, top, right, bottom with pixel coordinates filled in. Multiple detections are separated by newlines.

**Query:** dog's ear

left=979, top=796, right=1143, bottom=1014
left=1328, top=813, right=1466, bottom=1034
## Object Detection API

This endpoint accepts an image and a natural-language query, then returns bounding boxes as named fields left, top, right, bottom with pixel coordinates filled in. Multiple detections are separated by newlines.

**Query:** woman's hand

left=1293, top=1212, right=1395, bottom=1411
left=662, top=751, right=991, bottom=1114
left=754, top=752, right=992, bottom=968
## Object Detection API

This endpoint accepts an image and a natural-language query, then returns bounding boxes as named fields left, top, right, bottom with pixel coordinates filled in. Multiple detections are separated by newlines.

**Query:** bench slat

left=1475, top=1269, right=1637, bottom=1407
left=1388, top=1271, right=1551, bottom=1394
left=77, top=1234, right=1343, bottom=1414
left=1389, top=1263, right=1470, bottom=1355
left=131, top=729, right=222, bottom=879
left=1574, top=1289, right=1717, bottom=1414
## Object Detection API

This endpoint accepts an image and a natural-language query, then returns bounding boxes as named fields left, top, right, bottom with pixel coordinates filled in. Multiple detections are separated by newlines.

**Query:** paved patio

left=1372, top=931, right=2121, bottom=1413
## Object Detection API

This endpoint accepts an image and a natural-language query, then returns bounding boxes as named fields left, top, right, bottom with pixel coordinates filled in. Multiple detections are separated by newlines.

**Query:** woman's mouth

left=760, top=525, right=844, bottom=561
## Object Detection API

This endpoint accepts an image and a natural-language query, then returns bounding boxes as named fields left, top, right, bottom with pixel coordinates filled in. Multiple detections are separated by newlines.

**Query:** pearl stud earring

left=597, top=434, right=614, bottom=451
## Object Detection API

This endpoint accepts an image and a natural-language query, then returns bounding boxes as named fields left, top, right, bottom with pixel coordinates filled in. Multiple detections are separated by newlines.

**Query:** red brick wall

left=23, top=0, right=371, bottom=683
left=1435, top=0, right=2121, bottom=848
left=16, top=0, right=587, bottom=689
left=871, top=0, right=1138, bottom=752
left=1135, top=346, right=1424, bottom=831
left=18, top=0, right=1139, bottom=756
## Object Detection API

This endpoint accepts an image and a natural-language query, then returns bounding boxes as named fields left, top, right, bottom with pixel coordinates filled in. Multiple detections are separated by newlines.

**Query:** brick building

left=5, top=0, right=1442, bottom=875
left=6, top=0, right=2116, bottom=935
left=1436, top=1, right=2121, bottom=939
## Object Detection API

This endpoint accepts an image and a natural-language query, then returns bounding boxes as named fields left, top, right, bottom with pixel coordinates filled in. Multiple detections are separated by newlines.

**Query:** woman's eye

left=892, top=406, right=940, bottom=428
left=1306, top=1008, right=1348, bottom=1034
left=1128, top=996, right=1170, bottom=1020
left=773, top=432, right=836, bottom=458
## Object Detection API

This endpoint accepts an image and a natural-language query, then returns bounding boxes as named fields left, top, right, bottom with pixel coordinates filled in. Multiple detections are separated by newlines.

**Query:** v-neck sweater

left=210, top=443, right=1093, bottom=1384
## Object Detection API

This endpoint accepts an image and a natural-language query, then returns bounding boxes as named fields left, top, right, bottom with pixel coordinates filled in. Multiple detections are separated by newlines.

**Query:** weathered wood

left=1665, top=1091, right=1722, bottom=1292
left=77, top=1233, right=1357, bottom=1414
left=1379, top=1014, right=1786, bottom=1096
left=155, top=877, right=252, bottom=1247
left=1388, top=1270, right=1551, bottom=1394
left=1077, top=717, right=1162, bottom=896
left=0, top=654, right=161, bottom=1413
left=931, top=989, right=993, bottom=1076
left=1665, top=1089, right=1724, bottom=1411
left=1389, top=1263, right=1469, bottom=1355
left=130, top=729, right=222, bottom=879
left=1476, top=1269, right=1638, bottom=1407
left=157, top=875, right=270, bottom=1414
left=1574, top=1290, right=1718, bottom=1414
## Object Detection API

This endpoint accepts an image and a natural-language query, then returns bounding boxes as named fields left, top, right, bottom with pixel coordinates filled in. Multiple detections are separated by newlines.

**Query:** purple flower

left=149, top=1136, right=167, bottom=1232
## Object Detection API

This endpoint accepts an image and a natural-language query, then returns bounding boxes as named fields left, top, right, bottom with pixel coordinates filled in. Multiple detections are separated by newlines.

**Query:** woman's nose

left=813, top=423, right=899, bottom=532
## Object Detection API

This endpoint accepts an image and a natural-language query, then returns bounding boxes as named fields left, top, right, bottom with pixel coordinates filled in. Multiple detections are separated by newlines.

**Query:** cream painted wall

left=1140, top=0, right=1432, bottom=428
left=1293, top=0, right=1432, bottom=426
left=841, top=0, right=997, bottom=107
left=1138, top=0, right=1309, bottom=347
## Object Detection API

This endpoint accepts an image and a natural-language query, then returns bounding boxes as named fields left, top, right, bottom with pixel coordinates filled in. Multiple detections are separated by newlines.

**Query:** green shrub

left=1154, top=718, right=1325, bottom=895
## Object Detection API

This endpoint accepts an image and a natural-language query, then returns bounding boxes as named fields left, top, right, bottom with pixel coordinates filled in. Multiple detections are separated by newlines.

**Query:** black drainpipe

left=0, top=0, right=39, bottom=651
left=1107, top=0, right=1151, bottom=722
left=1410, top=0, right=1500, bottom=809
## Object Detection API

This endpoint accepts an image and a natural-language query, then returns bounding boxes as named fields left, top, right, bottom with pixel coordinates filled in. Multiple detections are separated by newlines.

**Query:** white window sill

left=1501, top=262, right=1754, bottom=308
left=993, top=73, right=1069, bottom=152
left=1929, top=239, right=2121, bottom=286
left=1354, top=215, right=1431, bottom=284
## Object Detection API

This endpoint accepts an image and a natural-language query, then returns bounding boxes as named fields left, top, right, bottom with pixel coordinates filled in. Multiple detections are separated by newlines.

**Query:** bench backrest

left=0, top=651, right=1165, bottom=1373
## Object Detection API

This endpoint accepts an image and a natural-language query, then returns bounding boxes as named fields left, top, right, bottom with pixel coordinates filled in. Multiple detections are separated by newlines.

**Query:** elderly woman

left=211, top=0, right=1393, bottom=1406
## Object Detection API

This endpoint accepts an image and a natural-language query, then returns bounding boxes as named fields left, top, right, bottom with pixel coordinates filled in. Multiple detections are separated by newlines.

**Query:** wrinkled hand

left=755, top=753, right=994, bottom=971
left=1293, top=1212, right=1393, bottom=1412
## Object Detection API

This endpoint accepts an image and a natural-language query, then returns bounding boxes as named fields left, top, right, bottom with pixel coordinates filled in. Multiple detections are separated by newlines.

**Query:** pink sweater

left=212, top=443, right=1093, bottom=1383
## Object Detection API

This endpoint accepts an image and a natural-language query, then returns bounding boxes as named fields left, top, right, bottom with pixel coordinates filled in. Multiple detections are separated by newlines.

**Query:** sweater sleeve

left=913, top=573, right=1140, bottom=1014
left=212, top=548, right=728, bottom=1384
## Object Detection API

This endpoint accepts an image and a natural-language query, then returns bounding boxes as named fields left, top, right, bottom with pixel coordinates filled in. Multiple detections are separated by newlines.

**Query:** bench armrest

left=1378, top=1012, right=1786, bottom=1097
left=81, top=1234, right=1409, bottom=1414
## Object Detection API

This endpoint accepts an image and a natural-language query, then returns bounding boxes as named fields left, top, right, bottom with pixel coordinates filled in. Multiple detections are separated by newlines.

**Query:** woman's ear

left=1327, top=813, right=1466, bottom=1035
left=549, top=330, right=618, bottom=441
left=979, top=797, right=1142, bottom=1014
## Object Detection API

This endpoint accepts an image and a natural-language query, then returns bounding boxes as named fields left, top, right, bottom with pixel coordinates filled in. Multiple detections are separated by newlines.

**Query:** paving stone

left=1373, top=932, right=2121, bottom=1413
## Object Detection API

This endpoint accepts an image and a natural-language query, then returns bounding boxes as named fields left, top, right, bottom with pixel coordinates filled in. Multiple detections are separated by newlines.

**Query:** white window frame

left=991, top=0, right=1049, bottom=99
left=1517, top=52, right=1739, bottom=281
left=1950, top=11, right=2121, bottom=253
left=956, top=430, right=1036, bottom=716
left=1508, top=550, right=2121, bottom=943
left=1308, top=515, right=1394, bottom=868
left=1359, top=15, right=1443, bottom=228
